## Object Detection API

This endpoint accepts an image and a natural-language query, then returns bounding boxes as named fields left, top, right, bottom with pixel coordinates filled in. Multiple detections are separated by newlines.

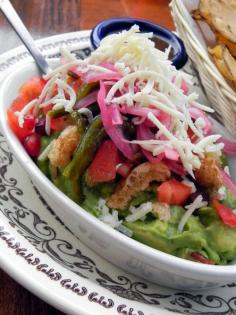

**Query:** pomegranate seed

left=23, top=114, right=35, bottom=130
left=24, top=133, right=41, bottom=157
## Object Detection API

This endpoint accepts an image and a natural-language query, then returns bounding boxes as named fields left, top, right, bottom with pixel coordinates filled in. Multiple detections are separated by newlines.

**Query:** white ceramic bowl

left=1, top=59, right=236, bottom=290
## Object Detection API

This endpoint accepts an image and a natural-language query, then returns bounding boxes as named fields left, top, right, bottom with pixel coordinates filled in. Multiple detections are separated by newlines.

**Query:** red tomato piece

left=87, top=140, right=118, bottom=184
left=50, top=116, right=72, bottom=132
left=157, top=179, right=192, bottom=205
left=212, top=198, right=236, bottom=227
left=7, top=96, right=34, bottom=141
left=191, top=252, right=215, bottom=265
left=19, top=76, right=46, bottom=101
left=157, top=181, right=173, bottom=204
left=23, top=133, right=41, bottom=157
left=170, top=180, right=192, bottom=205
left=9, top=95, right=29, bottom=112
left=42, top=104, right=53, bottom=115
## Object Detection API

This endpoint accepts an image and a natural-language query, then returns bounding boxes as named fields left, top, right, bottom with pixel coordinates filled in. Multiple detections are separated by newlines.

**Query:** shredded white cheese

left=16, top=99, right=37, bottom=128
left=45, top=113, right=51, bottom=135
left=38, top=139, right=56, bottom=161
left=216, top=186, right=226, bottom=200
left=60, top=47, right=77, bottom=62
left=181, top=177, right=197, bottom=193
left=98, top=199, right=122, bottom=228
left=178, top=195, right=208, bottom=232
left=126, top=202, right=153, bottom=222
left=78, top=108, right=93, bottom=123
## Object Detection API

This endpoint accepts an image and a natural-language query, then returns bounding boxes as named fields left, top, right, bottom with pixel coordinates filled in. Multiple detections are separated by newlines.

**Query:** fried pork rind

left=195, top=153, right=222, bottom=189
left=48, top=125, right=80, bottom=168
left=106, top=162, right=170, bottom=210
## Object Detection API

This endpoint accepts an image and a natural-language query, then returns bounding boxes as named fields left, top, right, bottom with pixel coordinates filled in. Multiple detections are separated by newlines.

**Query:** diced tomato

left=50, top=116, right=72, bottom=132
left=23, top=133, right=41, bottom=157
left=87, top=140, right=118, bottom=184
left=157, top=179, right=192, bottom=205
left=116, top=162, right=132, bottom=178
left=187, top=128, right=198, bottom=143
left=191, top=252, right=215, bottom=265
left=7, top=96, right=34, bottom=141
left=42, top=104, right=53, bottom=115
left=9, top=95, right=29, bottom=112
left=212, top=198, right=236, bottom=227
left=157, top=181, right=173, bottom=204
left=19, top=76, right=46, bottom=101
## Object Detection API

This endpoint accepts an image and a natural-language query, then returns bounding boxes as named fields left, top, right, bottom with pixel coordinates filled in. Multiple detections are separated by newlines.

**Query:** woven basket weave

left=170, top=0, right=236, bottom=136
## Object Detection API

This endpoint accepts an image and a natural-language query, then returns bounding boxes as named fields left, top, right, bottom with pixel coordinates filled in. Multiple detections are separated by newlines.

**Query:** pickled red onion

left=221, top=169, right=236, bottom=197
left=74, top=90, right=98, bottom=109
left=97, top=81, right=135, bottom=160
left=69, top=65, right=122, bottom=83
left=219, top=137, right=236, bottom=155
left=181, top=79, right=189, bottom=95
left=164, top=146, right=179, bottom=161
left=189, top=106, right=212, bottom=134
left=164, top=159, right=186, bottom=176
left=137, top=124, right=164, bottom=163
left=111, top=104, right=123, bottom=125
left=84, top=72, right=122, bottom=83
left=120, top=106, right=160, bottom=118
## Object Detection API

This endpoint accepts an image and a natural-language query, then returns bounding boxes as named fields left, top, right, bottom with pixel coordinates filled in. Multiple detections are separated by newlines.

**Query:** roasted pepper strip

left=70, top=111, right=87, bottom=133
left=63, top=115, right=106, bottom=182
left=47, top=107, right=66, bottom=118
left=49, top=120, right=86, bottom=203
left=77, top=82, right=98, bottom=101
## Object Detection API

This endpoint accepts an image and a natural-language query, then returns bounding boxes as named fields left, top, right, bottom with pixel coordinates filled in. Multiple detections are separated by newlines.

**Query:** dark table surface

left=0, top=1, right=173, bottom=314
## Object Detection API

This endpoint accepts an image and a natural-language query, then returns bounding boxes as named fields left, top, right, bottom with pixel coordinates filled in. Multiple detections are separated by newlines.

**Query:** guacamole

left=78, top=184, right=236, bottom=265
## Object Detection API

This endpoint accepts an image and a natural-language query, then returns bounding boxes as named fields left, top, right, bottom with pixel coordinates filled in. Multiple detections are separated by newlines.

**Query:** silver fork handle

left=0, top=0, right=51, bottom=74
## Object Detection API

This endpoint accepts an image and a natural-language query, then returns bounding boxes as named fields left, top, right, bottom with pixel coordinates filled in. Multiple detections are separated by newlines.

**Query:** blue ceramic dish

left=90, top=17, right=188, bottom=70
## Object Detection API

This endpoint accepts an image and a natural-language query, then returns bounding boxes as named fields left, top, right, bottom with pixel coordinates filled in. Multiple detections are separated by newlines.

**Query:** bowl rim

left=90, top=17, right=188, bottom=70
left=1, top=59, right=236, bottom=283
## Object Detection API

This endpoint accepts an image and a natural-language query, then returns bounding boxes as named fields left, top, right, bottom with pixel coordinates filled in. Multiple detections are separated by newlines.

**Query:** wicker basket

left=170, top=0, right=236, bottom=136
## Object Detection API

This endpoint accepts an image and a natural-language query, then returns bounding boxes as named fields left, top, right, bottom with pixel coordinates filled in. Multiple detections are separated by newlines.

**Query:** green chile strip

left=63, top=115, right=106, bottom=181
left=47, top=107, right=66, bottom=118
left=77, top=82, right=98, bottom=101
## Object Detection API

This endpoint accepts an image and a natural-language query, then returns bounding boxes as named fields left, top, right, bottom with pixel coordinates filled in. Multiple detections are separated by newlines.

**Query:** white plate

left=1, top=30, right=236, bottom=315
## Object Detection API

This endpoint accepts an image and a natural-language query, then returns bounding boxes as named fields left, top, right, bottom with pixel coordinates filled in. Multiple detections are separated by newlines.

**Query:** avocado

left=75, top=178, right=236, bottom=264
left=198, top=206, right=236, bottom=262
left=124, top=206, right=220, bottom=263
